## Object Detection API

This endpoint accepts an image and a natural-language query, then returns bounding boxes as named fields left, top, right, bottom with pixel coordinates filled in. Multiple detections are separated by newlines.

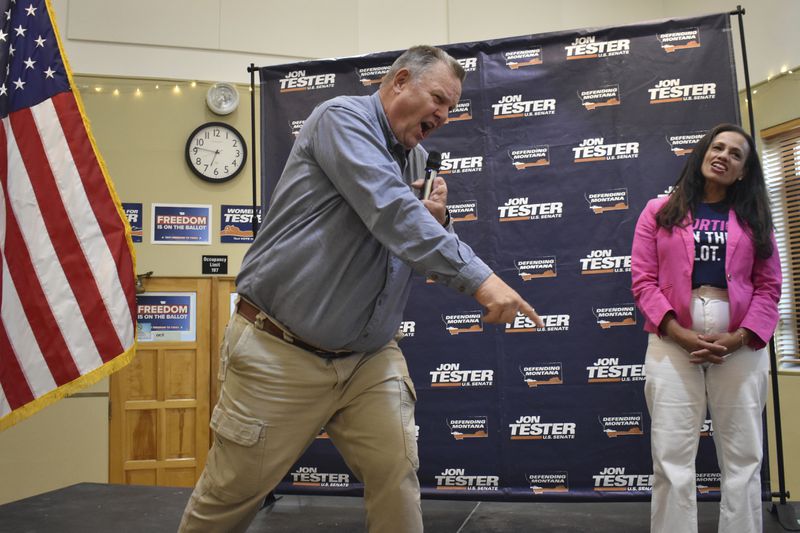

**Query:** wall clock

left=185, top=122, right=247, bottom=183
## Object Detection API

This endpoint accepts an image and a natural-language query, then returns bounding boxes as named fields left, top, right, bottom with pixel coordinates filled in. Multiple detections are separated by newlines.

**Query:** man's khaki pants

left=179, top=313, right=422, bottom=532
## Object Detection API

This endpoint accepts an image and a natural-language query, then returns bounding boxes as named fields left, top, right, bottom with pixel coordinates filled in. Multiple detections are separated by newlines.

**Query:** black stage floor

left=0, top=483, right=797, bottom=532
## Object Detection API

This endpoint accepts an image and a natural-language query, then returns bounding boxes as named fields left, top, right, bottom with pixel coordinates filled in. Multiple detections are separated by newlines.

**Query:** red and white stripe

left=0, top=91, right=135, bottom=422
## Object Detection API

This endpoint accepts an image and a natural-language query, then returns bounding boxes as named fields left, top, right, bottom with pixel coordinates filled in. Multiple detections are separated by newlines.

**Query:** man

left=179, top=45, right=542, bottom=533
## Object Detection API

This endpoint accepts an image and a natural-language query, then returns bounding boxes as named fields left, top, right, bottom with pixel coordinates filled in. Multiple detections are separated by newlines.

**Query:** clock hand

left=209, top=149, right=219, bottom=166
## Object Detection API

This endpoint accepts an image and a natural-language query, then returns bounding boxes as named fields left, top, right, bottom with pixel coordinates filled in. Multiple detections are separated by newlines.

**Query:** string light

left=748, top=64, right=798, bottom=101
left=75, top=77, right=253, bottom=102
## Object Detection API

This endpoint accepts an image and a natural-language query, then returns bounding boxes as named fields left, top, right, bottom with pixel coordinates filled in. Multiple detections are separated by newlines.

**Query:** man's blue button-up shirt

left=237, top=91, right=492, bottom=353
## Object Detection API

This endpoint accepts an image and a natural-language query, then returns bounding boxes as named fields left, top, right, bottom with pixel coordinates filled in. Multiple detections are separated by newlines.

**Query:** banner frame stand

left=733, top=4, right=800, bottom=528
left=247, top=63, right=261, bottom=238
left=246, top=11, right=797, bottom=516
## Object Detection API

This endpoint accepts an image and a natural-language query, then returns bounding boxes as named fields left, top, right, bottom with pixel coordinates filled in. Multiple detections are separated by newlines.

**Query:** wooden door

left=109, top=277, right=211, bottom=487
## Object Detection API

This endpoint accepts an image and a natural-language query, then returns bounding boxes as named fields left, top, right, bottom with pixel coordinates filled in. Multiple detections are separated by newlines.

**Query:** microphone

left=422, top=151, right=442, bottom=200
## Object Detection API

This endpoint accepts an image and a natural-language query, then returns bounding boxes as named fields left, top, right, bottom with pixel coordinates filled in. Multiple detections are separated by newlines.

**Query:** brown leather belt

left=236, top=299, right=355, bottom=359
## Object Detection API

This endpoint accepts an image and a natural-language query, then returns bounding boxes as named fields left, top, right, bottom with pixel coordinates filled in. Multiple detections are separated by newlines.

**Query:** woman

left=631, top=123, right=781, bottom=533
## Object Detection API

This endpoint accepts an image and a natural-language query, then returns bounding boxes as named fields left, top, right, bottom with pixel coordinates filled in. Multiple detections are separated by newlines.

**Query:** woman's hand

left=691, top=328, right=751, bottom=363
left=660, top=314, right=728, bottom=364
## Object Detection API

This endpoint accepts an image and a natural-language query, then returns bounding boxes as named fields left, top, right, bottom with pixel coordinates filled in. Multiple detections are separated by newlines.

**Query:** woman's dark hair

left=656, top=123, right=773, bottom=258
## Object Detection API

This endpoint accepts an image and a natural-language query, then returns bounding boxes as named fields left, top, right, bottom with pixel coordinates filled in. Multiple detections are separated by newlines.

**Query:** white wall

left=50, top=0, right=799, bottom=85
left=0, top=381, right=109, bottom=504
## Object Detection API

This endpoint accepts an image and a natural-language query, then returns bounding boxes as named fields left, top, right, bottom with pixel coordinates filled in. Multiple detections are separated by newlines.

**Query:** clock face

left=185, top=122, right=247, bottom=183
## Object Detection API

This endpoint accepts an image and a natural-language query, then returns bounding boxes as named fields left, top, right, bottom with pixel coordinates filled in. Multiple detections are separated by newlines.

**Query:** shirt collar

left=370, top=91, right=408, bottom=163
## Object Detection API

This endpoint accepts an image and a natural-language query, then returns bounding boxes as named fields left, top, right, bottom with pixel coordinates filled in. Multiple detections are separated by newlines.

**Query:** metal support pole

left=731, top=6, right=755, bottom=138
left=248, top=63, right=260, bottom=238
left=733, top=4, right=800, bottom=529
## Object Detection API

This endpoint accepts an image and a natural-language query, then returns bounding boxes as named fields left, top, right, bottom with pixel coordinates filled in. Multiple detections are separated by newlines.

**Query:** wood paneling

left=110, top=277, right=211, bottom=487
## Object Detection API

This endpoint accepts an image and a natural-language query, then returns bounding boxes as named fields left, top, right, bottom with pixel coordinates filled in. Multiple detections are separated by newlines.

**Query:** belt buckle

left=254, top=311, right=266, bottom=330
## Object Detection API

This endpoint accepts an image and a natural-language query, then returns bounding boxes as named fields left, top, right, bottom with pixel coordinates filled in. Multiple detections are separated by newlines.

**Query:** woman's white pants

left=645, top=286, right=768, bottom=533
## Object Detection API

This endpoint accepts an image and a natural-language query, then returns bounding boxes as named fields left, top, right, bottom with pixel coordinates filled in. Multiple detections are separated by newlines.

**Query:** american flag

left=0, top=0, right=136, bottom=430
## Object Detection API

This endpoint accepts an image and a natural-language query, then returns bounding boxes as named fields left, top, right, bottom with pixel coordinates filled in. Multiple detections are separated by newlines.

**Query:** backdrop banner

left=258, top=13, right=747, bottom=500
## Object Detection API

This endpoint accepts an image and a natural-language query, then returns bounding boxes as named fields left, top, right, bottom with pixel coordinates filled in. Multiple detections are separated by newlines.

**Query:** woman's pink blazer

left=631, top=196, right=781, bottom=349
